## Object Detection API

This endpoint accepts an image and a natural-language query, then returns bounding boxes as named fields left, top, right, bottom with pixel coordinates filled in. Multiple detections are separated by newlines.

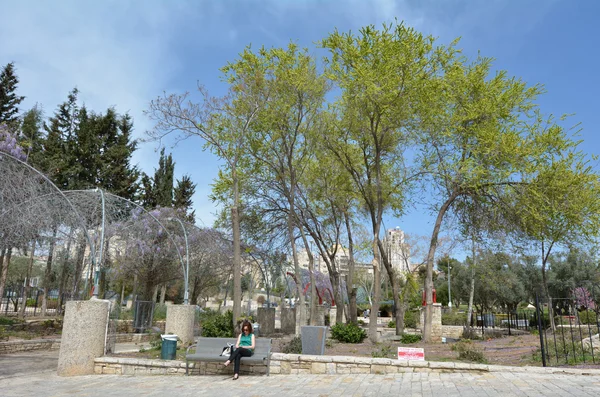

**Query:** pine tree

left=174, top=174, right=196, bottom=222
left=19, top=105, right=44, bottom=165
left=153, top=148, right=174, bottom=207
left=0, top=62, right=25, bottom=127
left=99, top=111, right=140, bottom=200
left=42, top=88, right=79, bottom=189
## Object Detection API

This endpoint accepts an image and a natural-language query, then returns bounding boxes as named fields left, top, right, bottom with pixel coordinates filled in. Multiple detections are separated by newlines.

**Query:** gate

left=133, top=300, right=155, bottom=333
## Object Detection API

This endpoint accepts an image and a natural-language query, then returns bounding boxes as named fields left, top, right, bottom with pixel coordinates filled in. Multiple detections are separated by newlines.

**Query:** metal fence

left=0, top=286, right=76, bottom=317
left=536, top=290, right=600, bottom=367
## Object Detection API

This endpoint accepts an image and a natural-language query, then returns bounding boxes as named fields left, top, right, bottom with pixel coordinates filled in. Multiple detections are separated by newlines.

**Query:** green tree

left=146, top=49, right=271, bottom=324
left=0, top=62, right=25, bottom=128
left=509, top=151, right=600, bottom=329
left=320, top=22, right=439, bottom=340
left=174, top=174, right=196, bottom=223
left=415, top=50, right=581, bottom=341
left=19, top=105, right=44, bottom=165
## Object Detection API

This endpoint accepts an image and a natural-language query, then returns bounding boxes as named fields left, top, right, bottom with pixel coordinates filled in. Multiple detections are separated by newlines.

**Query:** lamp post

left=447, top=265, right=452, bottom=309
left=169, top=217, right=189, bottom=305
left=92, top=187, right=106, bottom=298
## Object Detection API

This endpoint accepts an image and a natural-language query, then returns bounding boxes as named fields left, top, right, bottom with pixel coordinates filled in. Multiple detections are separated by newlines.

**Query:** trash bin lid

left=161, top=334, right=178, bottom=340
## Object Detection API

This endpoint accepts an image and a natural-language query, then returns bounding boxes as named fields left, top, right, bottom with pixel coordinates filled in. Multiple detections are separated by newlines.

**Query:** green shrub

left=357, top=319, right=365, bottom=326
left=0, top=317, right=16, bottom=326
left=282, top=336, right=303, bottom=354
left=153, top=304, right=168, bottom=321
left=119, top=309, right=134, bottom=321
left=404, top=310, right=417, bottom=329
left=330, top=323, right=367, bottom=343
left=371, top=344, right=394, bottom=358
left=461, top=326, right=481, bottom=340
left=387, top=320, right=396, bottom=329
left=26, top=298, right=37, bottom=307
left=578, top=310, right=598, bottom=325
left=200, top=309, right=234, bottom=337
left=442, top=311, right=467, bottom=326
left=529, top=312, right=550, bottom=328
left=400, top=333, right=422, bottom=344
left=452, top=340, right=486, bottom=363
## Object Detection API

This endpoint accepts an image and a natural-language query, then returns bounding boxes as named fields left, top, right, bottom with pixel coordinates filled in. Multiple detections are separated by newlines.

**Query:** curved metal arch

left=0, top=152, right=96, bottom=274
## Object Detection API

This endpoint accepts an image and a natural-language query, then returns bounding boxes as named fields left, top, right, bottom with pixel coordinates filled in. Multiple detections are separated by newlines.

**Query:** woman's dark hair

left=241, top=320, right=253, bottom=333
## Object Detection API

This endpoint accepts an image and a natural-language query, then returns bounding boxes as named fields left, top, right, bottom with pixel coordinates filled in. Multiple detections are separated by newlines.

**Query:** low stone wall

left=0, top=338, right=61, bottom=355
left=269, top=353, right=487, bottom=375
left=94, top=357, right=267, bottom=376
left=94, top=353, right=600, bottom=377
left=442, top=325, right=463, bottom=339
left=114, top=333, right=154, bottom=343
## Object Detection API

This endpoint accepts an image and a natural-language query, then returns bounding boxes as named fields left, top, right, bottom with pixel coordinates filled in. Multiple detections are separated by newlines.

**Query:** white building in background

left=384, top=227, right=412, bottom=273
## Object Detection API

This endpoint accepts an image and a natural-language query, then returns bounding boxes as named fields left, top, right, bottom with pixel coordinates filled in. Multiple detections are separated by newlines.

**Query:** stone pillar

left=281, top=307, right=296, bottom=335
left=314, top=305, right=326, bottom=326
left=166, top=304, right=196, bottom=346
left=257, top=307, right=275, bottom=336
left=329, top=306, right=345, bottom=325
left=57, top=299, right=110, bottom=376
left=420, top=303, right=443, bottom=342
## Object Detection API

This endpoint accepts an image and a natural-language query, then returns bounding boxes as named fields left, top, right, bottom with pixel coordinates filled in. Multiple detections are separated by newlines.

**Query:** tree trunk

left=72, top=233, right=87, bottom=299
left=466, top=238, right=476, bottom=329
left=0, top=247, right=8, bottom=305
left=541, top=240, right=555, bottom=331
left=160, top=284, right=167, bottom=305
left=344, top=212, right=357, bottom=324
left=20, top=240, right=36, bottom=319
left=288, top=213, right=305, bottom=334
left=369, top=237, right=381, bottom=342
left=58, top=230, right=73, bottom=314
left=152, top=285, right=159, bottom=303
left=331, top=271, right=344, bottom=324
left=300, top=231, right=317, bottom=326
left=232, top=171, right=242, bottom=328
left=423, top=193, right=456, bottom=342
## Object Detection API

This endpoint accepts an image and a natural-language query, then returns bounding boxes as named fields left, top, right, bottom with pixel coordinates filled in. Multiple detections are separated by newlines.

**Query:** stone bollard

left=281, top=307, right=296, bottom=335
left=257, top=307, right=275, bottom=336
left=314, top=305, right=327, bottom=326
left=165, top=304, right=196, bottom=346
left=57, top=299, right=110, bottom=376
left=420, top=303, right=443, bottom=342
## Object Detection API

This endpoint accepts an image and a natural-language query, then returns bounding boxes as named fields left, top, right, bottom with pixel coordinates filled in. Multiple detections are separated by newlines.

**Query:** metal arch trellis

left=0, top=152, right=98, bottom=278
left=62, top=190, right=190, bottom=303
left=1, top=152, right=199, bottom=306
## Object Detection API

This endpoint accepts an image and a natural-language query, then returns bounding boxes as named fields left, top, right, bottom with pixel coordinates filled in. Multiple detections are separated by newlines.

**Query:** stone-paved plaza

left=1, top=351, right=600, bottom=396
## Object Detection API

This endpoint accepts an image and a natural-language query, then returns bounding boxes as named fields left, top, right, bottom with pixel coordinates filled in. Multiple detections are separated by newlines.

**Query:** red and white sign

left=397, top=347, right=425, bottom=361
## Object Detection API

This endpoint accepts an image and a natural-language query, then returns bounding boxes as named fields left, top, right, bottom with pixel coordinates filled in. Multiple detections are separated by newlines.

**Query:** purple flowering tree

left=0, top=124, right=26, bottom=161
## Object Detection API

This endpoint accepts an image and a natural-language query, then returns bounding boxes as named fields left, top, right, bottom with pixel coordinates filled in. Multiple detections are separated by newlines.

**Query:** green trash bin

left=161, top=335, right=178, bottom=360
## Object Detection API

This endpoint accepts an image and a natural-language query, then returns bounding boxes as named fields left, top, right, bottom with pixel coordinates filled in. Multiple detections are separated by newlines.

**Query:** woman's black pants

left=228, top=348, right=253, bottom=374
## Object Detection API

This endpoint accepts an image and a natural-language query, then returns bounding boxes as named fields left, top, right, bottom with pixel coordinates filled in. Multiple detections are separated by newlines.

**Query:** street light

left=447, top=265, right=452, bottom=308
left=168, top=217, right=189, bottom=305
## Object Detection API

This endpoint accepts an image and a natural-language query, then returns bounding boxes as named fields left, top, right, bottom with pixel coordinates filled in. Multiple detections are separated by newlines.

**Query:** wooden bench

left=185, top=337, right=272, bottom=376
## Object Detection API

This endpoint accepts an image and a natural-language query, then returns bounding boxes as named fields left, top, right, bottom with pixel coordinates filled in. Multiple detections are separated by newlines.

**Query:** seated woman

left=224, top=320, right=255, bottom=380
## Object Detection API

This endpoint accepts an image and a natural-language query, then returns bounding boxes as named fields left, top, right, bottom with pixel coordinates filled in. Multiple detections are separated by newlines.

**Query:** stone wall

left=94, top=353, right=600, bottom=377
left=0, top=339, right=61, bottom=355
left=94, top=357, right=268, bottom=376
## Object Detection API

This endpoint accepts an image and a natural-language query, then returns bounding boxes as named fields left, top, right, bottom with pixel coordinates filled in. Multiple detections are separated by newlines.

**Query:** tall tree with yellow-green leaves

left=413, top=47, right=598, bottom=341
left=320, top=23, right=442, bottom=341
left=242, top=43, right=328, bottom=333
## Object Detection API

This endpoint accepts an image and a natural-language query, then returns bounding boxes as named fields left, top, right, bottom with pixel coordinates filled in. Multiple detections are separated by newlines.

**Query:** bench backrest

left=194, top=337, right=272, bottom=357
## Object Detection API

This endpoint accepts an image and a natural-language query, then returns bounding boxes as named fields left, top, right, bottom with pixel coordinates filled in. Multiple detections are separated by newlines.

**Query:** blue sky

left=1, top=0, right=599, bottom=259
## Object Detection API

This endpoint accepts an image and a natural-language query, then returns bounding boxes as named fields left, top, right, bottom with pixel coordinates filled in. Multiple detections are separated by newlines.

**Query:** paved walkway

left=1, top=350, right=600, bottom=396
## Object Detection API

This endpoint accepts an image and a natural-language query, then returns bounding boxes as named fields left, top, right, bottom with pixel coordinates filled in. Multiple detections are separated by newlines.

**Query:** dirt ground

left=271, top=333, right=543, bottom=367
